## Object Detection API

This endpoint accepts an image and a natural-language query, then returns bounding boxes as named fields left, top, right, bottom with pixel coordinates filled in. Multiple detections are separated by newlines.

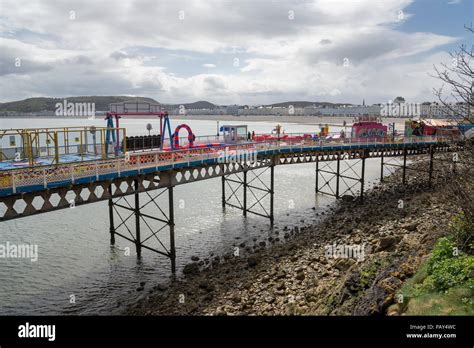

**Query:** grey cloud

left=0, top=52, right=53, bottom=76
left=300, top=30, right=455, bottom=66
left=110, top=51, right=129, bottom=60
left=203, top=76, right=226, bottom=90
left=59, top=55, right=94, bottom=65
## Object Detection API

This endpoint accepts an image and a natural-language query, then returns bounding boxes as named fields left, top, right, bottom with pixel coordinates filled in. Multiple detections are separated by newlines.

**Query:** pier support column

left=315, top=157, right=319, bottom=193
left=108, top=183, right=115, bottom=245
left=168, top=186, right=176, bottom=273
left=316, top=152, right=366, bottom=200
left=243, top=170, right=247, bottom=216
left=360, top=156, right=366, bottom=203
left=402, top=148, right=408, bottom=185
left=335, top=156, right=341, bottom=199
left=134, top=179, right=141, bottom=258
left=110, top=181, right=179, bottom=272
left=270, top=163, right=274, bottom=226
left=222, top=162, right=274, bottom=224
left=428, top=146, right=434, bottom=188
left=380, top=151, right=384, bottom=182
left=221, top=175, right=226, bottom=209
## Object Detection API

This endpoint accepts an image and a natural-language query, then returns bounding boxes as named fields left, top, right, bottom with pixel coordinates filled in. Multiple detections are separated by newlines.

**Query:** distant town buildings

left=304, top=105, right=382, bottom=117
left=226, top=104, right=240, bottom=116
left=162, top=96, right=466, bottom=119
left=168, top=107, right=227, bottom=116
left=236, top=106, right=306, bottom=116
left=421, top=102, right=469, bottom=119
left=2, top=99, right=469, bottom=120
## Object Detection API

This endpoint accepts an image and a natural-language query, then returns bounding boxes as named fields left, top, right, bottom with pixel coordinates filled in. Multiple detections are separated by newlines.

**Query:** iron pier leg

left=428, top=146, right=434, bottom=188
left=360, top=156, right=366, bottom=203
left=336, top=156, right=340, bottom=199
left=315, top=157, right=319, bottom=193
left=380, top=151, right=384, bottom=182
left=270, top=164, right=274, bottom=225
left=243, top=171, right=247, bottom=216
left=134, top=179, right=141, bottom=258
left=221, top=175, right=226, bottom=209
left=108, top=183, right=115, bottom=245
left=402, top=148, right=407, bottom=185
left=168, top=186, right=176, bottom=273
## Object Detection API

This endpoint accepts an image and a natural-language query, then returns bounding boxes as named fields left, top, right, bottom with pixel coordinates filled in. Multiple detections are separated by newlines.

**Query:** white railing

left=0, top=135, right=451, bottom=194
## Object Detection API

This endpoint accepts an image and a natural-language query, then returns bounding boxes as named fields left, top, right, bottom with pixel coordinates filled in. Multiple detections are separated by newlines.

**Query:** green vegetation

left=359, top=257, right=389, bottom=290
left=424, top=238, right=473, bottom=292
left=400, top=285, right=473, bottom=315
left=399, top=215, right=474, bottom=315
left=450, top=213, right=474, bottom=254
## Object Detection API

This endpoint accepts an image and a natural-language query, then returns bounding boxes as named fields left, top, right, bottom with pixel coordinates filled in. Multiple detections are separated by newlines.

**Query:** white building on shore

left=166, top=101, right=470, bottom=119
left=238, top=106, right=305, bottom=116
left=421, top=102, right=469, bottom=119
left=304, top=105, right=382, bottom=117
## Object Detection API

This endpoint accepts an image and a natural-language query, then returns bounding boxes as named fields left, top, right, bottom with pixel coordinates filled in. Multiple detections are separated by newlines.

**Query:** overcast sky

left=0, top=0, right=471, bottom=104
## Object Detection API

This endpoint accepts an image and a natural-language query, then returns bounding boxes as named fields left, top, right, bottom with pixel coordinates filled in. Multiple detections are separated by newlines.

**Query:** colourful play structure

left=0, top=126, right=126, bottom=168
left=105, top=102, right=208, bottom=152
left=404, top=119, right=461, bottom=137
left=351, top=115, right=387, bottom=139
left=172, top=124, right=195, bottom=148
left=105, top=101, right=172, bottom=154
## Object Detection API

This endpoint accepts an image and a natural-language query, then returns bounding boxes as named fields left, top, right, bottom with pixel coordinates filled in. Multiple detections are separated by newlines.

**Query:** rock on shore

left=125, top=155, right=459, bottom=316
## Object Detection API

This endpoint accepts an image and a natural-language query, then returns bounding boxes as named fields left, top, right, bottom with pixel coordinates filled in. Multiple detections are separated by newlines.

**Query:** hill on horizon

left=0, top=96, right=159, bottom=113
left=0, top=97, right=355, bottom=113
left=0, top=97, right=221, bottom=113
left=161, top=100, right=217, bottom=109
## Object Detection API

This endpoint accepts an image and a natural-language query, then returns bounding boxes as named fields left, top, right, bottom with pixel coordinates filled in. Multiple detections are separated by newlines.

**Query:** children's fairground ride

left=105, top=101, right=174, bottom=156
left=105, top=101, right=202, bottom=155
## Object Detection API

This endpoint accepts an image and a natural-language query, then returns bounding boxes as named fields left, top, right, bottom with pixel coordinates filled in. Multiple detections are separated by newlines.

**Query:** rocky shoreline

left=125, top=155, right=459, bottom=316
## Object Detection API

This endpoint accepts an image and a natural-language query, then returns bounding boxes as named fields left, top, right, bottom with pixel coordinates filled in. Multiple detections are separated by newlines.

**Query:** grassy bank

left=397, top=214, right=474, bottom=315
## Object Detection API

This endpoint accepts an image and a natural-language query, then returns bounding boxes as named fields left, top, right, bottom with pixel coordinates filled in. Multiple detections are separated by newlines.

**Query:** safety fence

left=0, top=127, right=126, bottom=165
left=0, top=135, right=450, bottom=195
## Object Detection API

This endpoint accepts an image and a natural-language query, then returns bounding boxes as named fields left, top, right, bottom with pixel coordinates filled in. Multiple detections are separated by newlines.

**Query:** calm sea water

left=0, top=117, right=398, bottom=315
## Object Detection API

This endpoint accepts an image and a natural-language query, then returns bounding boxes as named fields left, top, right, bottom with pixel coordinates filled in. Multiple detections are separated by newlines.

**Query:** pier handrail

left=0, top=135, right=453, bottom=195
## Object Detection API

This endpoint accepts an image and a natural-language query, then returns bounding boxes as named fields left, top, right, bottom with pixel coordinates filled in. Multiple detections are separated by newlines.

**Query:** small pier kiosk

left=220, top=125, right=248, bottom=144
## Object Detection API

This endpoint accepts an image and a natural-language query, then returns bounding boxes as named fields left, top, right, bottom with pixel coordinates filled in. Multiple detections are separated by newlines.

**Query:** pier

left=0, top=104, right=464, bottom=272
left=0, top=130, right=459, bottom=272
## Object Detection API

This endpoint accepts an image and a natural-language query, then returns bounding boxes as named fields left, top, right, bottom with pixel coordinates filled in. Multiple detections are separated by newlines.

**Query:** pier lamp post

left=146, top=123, right=153, bottom=136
